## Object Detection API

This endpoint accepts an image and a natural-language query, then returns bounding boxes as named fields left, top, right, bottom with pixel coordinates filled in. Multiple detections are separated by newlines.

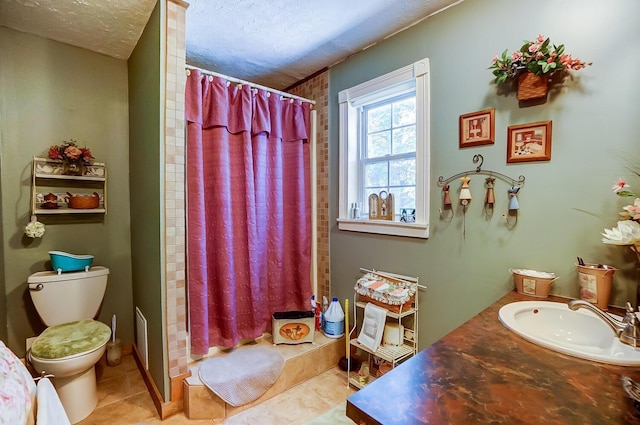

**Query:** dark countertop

left=346, top=291, right=640, bottom=424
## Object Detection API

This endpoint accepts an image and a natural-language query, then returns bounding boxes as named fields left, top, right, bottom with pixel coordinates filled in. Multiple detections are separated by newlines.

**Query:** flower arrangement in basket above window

left=48, top=139, right=94, bottom=165
left=488, top=34, right=591, bottom=101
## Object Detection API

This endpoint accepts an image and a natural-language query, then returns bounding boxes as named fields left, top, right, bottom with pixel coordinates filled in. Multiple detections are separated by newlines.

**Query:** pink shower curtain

left=185, top=70, right=313, bottom=354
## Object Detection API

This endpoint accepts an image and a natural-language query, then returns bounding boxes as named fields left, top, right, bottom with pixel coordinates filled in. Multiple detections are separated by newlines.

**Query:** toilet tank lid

left=27, top=266, right=109, bottom=283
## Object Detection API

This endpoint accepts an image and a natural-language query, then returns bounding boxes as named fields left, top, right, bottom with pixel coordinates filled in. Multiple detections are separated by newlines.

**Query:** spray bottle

left=322, top=296, right=329, bottom=329
left=314, top=302, right=322, bottom=331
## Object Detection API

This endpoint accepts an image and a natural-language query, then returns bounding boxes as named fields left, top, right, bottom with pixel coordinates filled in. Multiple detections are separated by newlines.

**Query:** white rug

left=302, top=404, right=355, bottom=425
left=198, top=345, right=284, bottom=407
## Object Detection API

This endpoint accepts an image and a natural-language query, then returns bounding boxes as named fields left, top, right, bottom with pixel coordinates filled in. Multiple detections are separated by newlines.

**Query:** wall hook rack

left=437, top=154, right=525, bottom=187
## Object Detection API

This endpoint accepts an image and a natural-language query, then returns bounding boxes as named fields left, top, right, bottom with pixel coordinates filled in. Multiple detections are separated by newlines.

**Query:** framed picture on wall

left=459, top=108, right=495, bottom=148
left=507, top=121, right=553, bottom=163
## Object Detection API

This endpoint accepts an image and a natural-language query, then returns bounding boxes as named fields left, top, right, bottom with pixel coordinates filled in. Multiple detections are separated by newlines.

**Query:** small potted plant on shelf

left=488, top=34, right=591, bottom=101
left=48, top=139, right=94, bottom=176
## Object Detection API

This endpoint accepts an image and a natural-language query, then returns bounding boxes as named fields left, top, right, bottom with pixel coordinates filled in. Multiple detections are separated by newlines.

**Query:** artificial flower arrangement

left=489, top=34, right=591, bottom=84
left=48, top=139, right=94, bottom=165
left=601, top=174, right=640, bottom=261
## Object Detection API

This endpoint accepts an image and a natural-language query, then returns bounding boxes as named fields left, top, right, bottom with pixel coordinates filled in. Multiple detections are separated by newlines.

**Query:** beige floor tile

left=78, top=354, right=352, bottom=425
left=221, top=367, right=354, bottom=425
left=77, top=392, right=160, bottom=425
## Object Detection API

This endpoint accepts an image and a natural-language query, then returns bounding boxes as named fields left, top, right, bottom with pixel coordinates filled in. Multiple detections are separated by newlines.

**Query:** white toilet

left=27, top=266, right=111, bottom=424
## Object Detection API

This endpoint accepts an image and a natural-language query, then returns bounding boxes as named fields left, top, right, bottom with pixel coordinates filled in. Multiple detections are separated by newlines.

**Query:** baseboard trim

left=171, top=371, right=191, bottom=402
left=132, top=344, right=184, bottom=419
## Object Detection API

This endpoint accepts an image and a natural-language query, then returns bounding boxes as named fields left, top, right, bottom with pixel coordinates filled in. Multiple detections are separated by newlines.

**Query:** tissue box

left=511, top=268, right=556, bottom=298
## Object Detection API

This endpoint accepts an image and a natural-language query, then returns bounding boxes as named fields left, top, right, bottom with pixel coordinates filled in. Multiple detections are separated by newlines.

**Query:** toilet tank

left=28, top=266, right=109, bottom=326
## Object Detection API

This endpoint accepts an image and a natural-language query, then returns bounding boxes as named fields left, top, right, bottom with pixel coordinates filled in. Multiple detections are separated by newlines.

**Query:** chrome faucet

left=568, top=300, right=640, bottom=348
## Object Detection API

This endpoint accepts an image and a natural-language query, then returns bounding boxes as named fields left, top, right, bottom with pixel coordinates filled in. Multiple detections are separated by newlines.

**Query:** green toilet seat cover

left=31, top=319, right=111, bottom=359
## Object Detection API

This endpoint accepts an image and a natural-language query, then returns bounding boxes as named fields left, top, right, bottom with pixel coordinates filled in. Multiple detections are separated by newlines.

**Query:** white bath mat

left=198, top=345, right=285, bottom=407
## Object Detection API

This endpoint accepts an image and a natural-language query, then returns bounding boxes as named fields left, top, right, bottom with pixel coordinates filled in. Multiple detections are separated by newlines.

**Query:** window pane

left=392, top=97, right=416, bottom=127
left=364, top=162, right=388, bottom=187
left=367, top=131, right=391, bottom=158
left=392, top=126, right=416, bottom=155
left=367, top=104, right=391, bottom=132
left=393, top=187, right=416, bottom=212
left=389, top=158, right=415, bottom=186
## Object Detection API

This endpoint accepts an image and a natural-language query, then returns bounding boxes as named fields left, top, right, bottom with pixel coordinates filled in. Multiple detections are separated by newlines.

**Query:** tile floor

left=77, top=354, right=354, bottom=425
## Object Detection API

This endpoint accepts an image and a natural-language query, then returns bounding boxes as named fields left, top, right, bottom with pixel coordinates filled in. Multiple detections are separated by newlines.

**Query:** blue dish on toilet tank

left=49, top=251, right=94, bottom=272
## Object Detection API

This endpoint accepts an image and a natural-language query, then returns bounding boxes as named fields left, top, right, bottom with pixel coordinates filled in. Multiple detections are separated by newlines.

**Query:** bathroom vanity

left=346, top=291, right=640, bottom=424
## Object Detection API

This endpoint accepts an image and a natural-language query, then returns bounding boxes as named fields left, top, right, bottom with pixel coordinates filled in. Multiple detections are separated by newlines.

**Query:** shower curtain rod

left=185, top=65, right=316, bottom=105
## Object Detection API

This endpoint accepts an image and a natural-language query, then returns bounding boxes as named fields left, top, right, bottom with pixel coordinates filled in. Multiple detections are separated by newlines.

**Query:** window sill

left=337, top=218, right=429, bottom=239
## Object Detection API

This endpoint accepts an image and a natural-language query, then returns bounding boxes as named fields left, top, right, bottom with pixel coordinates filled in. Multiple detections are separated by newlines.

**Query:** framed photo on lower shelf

left=507, top=120, right=552, bottom=163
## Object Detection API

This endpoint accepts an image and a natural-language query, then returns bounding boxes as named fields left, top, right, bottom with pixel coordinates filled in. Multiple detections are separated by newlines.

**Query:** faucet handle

left=621, top=303, right=640, bottom=347
left=626, top=302, right=635, bottom=314
left=624, top=302, right=638, bottom=324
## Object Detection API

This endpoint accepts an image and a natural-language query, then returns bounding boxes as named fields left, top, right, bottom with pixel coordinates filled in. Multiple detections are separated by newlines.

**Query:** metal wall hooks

left=438, top=155, right=525, bottom=232
left=437, top=154, right=525, bottom=188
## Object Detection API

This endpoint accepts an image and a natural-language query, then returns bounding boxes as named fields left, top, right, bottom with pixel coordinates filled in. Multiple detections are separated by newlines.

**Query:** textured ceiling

left=0, top=0, right=157, bottom=60
left=0, top=0, right=461, bottom=90
left=186, top=0, right=461, bottom=89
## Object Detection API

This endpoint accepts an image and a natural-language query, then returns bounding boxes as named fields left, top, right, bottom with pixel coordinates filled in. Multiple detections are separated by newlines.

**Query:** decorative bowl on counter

left=49, top=251, right=94, bottom=272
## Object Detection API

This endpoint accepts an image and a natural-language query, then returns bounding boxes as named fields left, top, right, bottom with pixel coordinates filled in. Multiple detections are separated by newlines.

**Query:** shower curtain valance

left=185, top=69, right=311, bottom=143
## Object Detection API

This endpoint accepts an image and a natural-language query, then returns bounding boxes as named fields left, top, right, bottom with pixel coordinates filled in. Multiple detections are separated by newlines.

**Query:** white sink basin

left=498, top=301, right=640, bottom=366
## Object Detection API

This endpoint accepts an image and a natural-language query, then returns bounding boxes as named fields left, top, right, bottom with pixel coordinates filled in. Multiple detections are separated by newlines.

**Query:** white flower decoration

left=602, top=220, right=640, bottom=245
left=24, top=220, right=45, bottom=238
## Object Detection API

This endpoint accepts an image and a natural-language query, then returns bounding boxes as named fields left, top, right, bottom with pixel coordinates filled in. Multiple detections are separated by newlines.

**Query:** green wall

left=128, top=2, right=168, bottom=400
left=0, top=26, right=133, bottom=355
left=0, top=153, right=5, bottom=343
left=329, top=0, right=640, bottom=349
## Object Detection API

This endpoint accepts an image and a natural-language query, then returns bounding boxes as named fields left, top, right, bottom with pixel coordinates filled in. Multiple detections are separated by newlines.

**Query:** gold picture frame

left=507, top=120, right=552, bottom=163
left=459, top=108, right=495, bottom=148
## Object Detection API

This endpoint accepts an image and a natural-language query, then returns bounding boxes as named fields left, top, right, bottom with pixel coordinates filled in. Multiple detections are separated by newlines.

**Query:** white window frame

left=337, top=58, right=430, bottom=238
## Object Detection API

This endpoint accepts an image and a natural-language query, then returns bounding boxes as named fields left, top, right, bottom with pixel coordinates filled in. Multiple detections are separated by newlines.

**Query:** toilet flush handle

left=28, top=283, right=44, bottom=291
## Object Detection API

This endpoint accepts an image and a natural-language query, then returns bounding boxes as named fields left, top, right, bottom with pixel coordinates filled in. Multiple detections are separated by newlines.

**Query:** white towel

left=36, top=378, right=71, bottom=425
left=356, top=302, right=387, bottom=352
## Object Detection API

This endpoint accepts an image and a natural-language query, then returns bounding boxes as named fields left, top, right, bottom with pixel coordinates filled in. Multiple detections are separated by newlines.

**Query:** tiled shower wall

left=165, top=0, right=188, bottom=381
left=289, top=73, right=331, bottom=302
left=163, top=0, right=331, bottom=389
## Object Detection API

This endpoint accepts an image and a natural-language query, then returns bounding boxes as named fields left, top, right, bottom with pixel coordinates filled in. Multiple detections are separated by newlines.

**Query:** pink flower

left=64, top=145, right=82, bottom=160
left=492, top=56, right=498, bottom=64
left=560, top=54, right=587, bottom=69
left=625, top=203, right=640, bottom=219
left=512, top=51, right=522, bottom=61
left=528, top=43, right=540, bottom=54
left=613, top=178, right=630, bottom=193
left=536, top=34, right=546, bottom=43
